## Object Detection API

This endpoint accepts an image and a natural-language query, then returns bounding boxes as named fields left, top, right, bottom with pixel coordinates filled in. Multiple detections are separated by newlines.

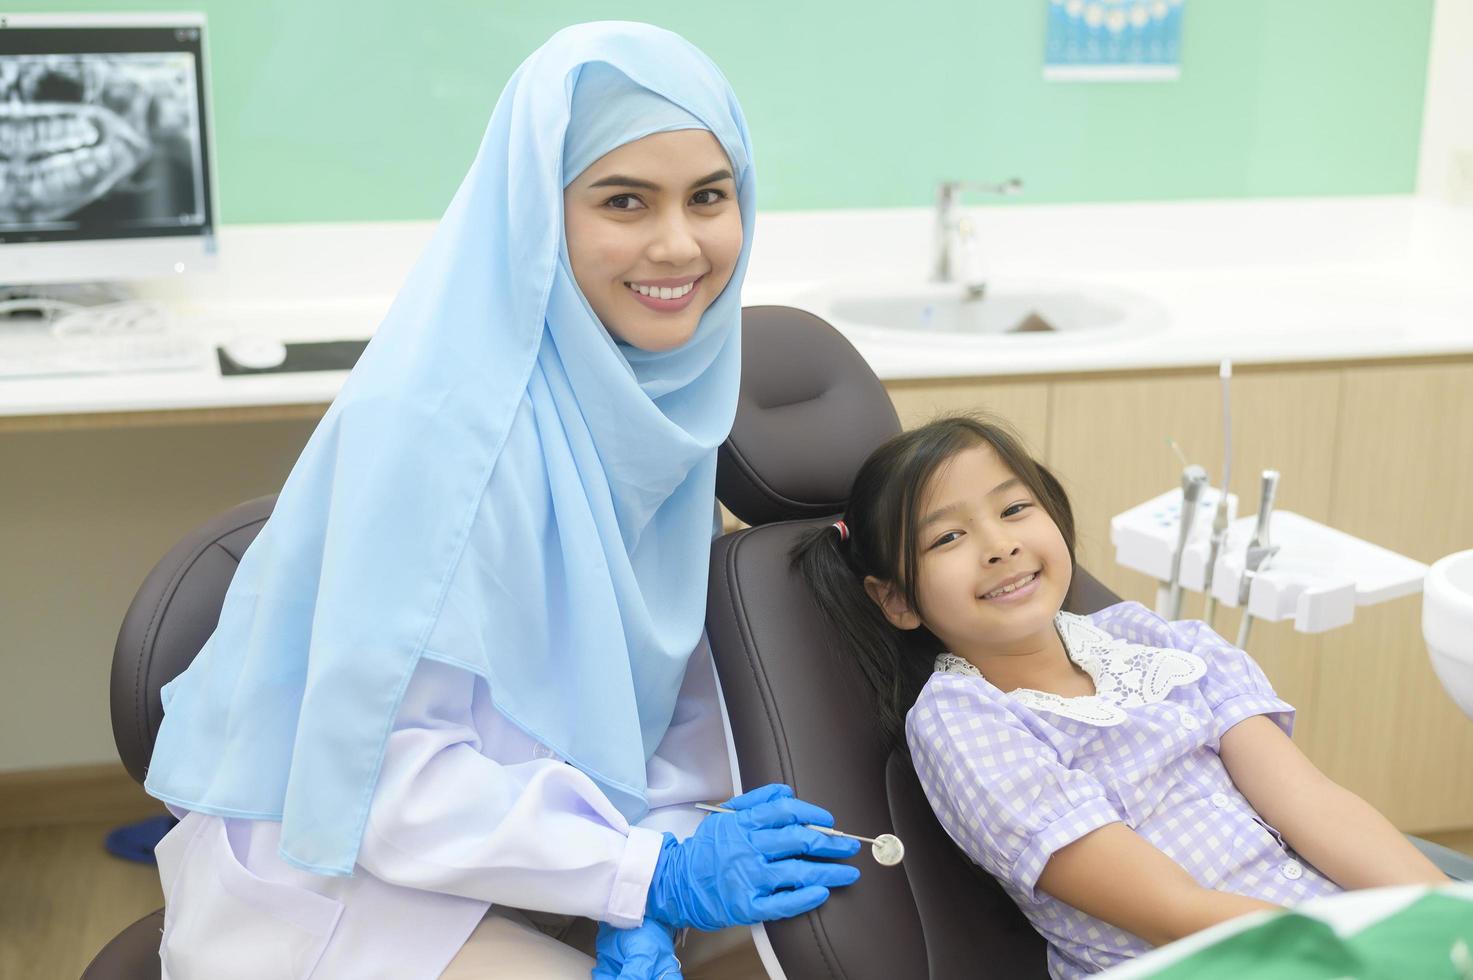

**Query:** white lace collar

left=933, top=611, right=1206, bottom=726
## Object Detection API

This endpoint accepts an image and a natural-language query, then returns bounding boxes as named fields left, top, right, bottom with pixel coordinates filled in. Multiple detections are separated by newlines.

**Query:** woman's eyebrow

left=689, top=168, right=734, bottom=187
left=587, top=169, right=734, bottom=191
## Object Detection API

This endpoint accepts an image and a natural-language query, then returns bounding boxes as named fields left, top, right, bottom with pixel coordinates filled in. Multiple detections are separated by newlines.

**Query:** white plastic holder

left=1111, top=487, right=1428, bottom=634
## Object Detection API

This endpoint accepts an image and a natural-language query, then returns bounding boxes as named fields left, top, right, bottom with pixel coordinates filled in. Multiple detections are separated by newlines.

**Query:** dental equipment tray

left=1112, top=487, right=1428, bottom=633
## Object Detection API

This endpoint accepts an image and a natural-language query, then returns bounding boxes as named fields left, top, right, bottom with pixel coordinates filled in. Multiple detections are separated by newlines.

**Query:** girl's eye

left=1002, top=502, right=1033, bottom=518
left=605, top=194, right=645, bottom=211
left=929, top=530, right=963, bottom=549
left=691, top=188, right=728, bottom=206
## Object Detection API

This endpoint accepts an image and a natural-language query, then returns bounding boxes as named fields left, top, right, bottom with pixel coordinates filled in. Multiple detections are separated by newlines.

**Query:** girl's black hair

left=790, top=413, right=1076, bottom=747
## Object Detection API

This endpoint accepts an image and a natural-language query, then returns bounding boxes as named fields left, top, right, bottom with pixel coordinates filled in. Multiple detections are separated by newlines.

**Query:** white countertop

left=2, top=195, right=1471, bottom=420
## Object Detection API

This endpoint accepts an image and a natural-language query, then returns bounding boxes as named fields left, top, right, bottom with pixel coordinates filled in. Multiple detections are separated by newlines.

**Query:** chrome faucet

left=933, top=178, right=1023, bottom=295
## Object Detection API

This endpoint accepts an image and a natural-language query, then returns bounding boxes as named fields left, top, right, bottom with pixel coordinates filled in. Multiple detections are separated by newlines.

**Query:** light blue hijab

left=145, top=22, right=755, bottom=876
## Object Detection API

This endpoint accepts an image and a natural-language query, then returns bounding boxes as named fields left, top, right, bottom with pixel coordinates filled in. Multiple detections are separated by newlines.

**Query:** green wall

left=31, top=1, right=1435, bottom=221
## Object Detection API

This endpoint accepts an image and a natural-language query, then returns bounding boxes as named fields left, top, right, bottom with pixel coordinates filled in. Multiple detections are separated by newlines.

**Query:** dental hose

left=1203, top=361, right=1233, bottom=627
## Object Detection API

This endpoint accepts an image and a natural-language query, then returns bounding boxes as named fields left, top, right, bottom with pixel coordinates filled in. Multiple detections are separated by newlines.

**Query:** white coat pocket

left=159, top=813, right=343, bottom=980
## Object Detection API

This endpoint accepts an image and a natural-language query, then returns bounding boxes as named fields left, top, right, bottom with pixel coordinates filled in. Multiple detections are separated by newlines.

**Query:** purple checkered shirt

left=906, top=601, right=1341, bottom=978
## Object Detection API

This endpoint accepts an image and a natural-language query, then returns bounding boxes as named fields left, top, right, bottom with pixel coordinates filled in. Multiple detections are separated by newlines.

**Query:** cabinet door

left=1312, top=361, right=1473, bottom=830
left=0, top=417, right=324, bottom=773
left=1047, top=368, right=1342, bottom=759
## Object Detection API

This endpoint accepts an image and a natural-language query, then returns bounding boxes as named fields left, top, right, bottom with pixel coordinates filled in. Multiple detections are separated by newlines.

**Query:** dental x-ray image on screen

left=0, top=50, right=206, bottom=234
left=0, top=16, right=216, bottom=284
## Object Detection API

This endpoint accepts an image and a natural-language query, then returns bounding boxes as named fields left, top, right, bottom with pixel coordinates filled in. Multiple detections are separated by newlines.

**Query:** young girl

left=144, top=23, right=856, bottom=980
left=793, top=414, right=1448, bottom=978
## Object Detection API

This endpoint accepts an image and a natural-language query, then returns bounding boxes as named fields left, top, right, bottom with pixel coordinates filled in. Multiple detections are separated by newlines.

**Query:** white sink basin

left=799, top=278, right=1168, bottom=344
left=1425, top=549, right=1473, bottom=720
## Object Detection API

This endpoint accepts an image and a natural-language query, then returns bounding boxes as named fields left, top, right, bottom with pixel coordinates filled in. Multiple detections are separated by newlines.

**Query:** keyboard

left=0, top=329, right=211, bottom=379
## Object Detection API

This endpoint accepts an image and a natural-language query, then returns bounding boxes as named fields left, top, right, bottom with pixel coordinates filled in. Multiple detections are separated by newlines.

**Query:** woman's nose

left=647, top=214, right=701, bottom=266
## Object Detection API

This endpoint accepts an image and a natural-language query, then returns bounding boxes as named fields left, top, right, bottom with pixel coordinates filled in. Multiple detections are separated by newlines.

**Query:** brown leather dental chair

left=703, top=306, right=1115, bottom=980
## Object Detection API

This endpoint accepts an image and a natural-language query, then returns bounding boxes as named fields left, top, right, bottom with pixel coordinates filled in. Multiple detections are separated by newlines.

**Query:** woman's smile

left=624, top=274, right=705, bottom=311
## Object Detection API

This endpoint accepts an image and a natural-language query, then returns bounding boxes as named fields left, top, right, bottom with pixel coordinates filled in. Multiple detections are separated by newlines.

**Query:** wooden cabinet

left=885, top=378, right=1050, bottom=458
left=5, top=358, right=1468, bottom=829
left=884, top=356, right=1473, bottom=833
left=1315, top=363, right=1473, bottom=829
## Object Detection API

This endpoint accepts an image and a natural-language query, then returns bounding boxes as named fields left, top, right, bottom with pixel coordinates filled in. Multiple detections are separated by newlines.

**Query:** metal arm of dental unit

left=1201, top=360, right=1234, bottom=626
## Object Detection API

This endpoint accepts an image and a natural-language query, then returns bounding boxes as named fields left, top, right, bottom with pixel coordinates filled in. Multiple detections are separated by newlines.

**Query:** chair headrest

left=718, top=306, right=902, bottom=526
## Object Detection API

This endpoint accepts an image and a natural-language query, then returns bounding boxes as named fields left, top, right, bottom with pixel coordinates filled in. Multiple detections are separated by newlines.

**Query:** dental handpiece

left=1166, top=465, right=1209, bottom=621
left=1236, top=470, right=1281, bottom=650
left=1249, top=470, right=1279, bottom=553
left=1202, top=500, right=1230, bottom=626
left=695, top=802, right=906, bottom=866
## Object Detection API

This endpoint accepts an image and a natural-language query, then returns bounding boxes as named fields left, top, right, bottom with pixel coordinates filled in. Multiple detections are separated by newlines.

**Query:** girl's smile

left=979, top=569, right=1041, bottom=602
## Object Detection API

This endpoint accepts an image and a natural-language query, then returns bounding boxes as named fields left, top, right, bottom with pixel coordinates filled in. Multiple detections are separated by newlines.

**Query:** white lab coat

left=153, top=637, right=736, bottom=980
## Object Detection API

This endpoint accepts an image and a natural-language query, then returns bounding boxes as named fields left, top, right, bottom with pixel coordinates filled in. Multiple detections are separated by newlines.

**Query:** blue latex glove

left=592, top=919, right=682, bottom=980
left=645, top=783, right=861, bottom=931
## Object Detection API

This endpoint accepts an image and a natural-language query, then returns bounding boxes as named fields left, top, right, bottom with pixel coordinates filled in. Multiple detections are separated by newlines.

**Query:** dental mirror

left=696, top=802, right=906, bottom=866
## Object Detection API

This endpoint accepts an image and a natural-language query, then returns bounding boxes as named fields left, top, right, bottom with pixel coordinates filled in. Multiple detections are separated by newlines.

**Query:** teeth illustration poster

left=1044, top=0, right=1184, bottom=81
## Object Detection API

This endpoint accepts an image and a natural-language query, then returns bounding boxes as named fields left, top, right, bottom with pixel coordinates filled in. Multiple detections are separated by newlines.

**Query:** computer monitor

left=0, top=12, right=217, bottom=287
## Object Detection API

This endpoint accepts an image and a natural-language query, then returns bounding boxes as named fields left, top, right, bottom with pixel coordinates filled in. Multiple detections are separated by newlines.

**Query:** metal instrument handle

left=1250, top=469, right=1280, bottom=550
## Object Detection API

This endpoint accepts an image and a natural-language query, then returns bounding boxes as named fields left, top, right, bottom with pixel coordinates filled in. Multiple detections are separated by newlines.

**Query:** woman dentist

left=143, top=22, right=859, bottom=980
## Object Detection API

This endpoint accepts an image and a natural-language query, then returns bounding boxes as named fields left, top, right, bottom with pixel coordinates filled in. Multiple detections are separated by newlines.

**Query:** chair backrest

left=110, top=494, right=275, bottom=784
left=707, top=306, right=1119, bottom=979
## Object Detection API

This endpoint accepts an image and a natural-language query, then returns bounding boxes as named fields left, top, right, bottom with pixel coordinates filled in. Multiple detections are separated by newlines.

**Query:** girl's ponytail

left=791, top=521, right=933, bottom=747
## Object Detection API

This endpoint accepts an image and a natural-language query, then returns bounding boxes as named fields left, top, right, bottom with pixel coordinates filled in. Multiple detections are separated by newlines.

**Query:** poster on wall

left=1044, top=0, right=1184, bottom=81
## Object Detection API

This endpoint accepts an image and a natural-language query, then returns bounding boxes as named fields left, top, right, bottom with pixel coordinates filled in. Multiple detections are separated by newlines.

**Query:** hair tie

left=832, top=520, right=849, bottom=542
